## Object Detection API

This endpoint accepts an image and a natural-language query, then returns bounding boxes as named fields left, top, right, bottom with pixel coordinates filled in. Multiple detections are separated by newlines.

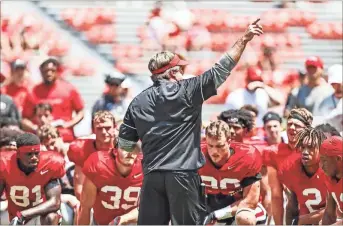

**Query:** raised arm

left=184, top=19, right=263, bottom=106
left=213, top=18, right=263, bottom=88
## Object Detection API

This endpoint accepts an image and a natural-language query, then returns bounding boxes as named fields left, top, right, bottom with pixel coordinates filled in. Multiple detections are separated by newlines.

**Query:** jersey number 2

left=10, top=185, right=43, bottom=207
left=101, top=186, right=140, bottom=210
left=303, top=188, right=322, bottom=213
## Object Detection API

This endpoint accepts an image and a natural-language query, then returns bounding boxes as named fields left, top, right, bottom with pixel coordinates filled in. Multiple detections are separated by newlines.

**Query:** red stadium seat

left=99, top=25, right=116, bottom=43
left=98, top=8, right=115, bottom=24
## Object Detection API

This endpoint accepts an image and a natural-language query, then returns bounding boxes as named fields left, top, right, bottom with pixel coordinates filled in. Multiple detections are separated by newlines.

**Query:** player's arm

left=268, top=166, right=284, bottom=225
left=322, top=191, right=337, bottom=225
left=205, top=175, right=261, bottom=224
left=114, top=208, right=139, bottom=225
left=77, top=176, right=96, bottom=225
left=297, top=208, right=325, bottom=225
left=284, top=189, right=299, bottom=225
left=73, top=165, right=85, bottom=200
left=20, top=179, right=62, bottom=220
left=0, top=180, right=7, bottom=211
left=260, top=165, right=272, bottom=221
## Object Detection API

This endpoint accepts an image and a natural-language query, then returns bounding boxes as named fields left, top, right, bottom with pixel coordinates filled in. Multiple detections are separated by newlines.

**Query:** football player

left=0, top=133, right=65, bottom=225
left=278, top=127, right=327, bottom=225
left=320, top=136, right=343, bottom=225
left=67, top=110, right=116, bottom=199
left=266, top=108, right=312, bottom=225
left=37, top=125, right=79, bottom=224
left=218, top=109, right=271, bottom=221
left=200, top=120, right=266, bottom=225
left=77, top=143, right=143, bottom=225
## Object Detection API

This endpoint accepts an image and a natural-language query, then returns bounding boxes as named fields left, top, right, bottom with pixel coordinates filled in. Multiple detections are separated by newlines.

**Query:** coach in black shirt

left=119, top=19, right=263, bottom=225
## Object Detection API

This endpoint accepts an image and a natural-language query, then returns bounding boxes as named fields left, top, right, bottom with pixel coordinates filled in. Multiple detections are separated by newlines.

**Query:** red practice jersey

left=324, top=175, right=343, bottom=214
left=263, top=143, right=296, bottom=169
left=67, top=138, right=98, bottom=168
left=0, top=151, right=65, bottom=221
left=278, top=154, right=327, bottom=215
left=199, top=142, right=262, bottom=196
left=82, top=150, right=143, bottom=224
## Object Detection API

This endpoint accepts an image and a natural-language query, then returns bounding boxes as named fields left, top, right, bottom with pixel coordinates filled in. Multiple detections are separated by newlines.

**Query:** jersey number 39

left=101, top=186, right=140, bottom=210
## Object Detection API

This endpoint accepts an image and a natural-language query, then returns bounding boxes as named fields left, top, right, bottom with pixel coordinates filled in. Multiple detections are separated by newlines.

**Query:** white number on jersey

left=10, top=185, right=43, bottom=207
left=303, top=188, right=322, bottom=213
left=331, top=192, right=343, bottom=213
left=101, top=186, right=141, bottom=210
left=201, top=176, right=240, bottom=190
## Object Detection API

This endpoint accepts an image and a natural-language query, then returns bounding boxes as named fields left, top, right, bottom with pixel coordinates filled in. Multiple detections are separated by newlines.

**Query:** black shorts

left=137, top=170, right=207, bottom=225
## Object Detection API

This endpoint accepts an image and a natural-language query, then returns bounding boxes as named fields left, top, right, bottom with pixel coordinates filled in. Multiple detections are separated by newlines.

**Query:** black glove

left=203, top=212, right=217, bottom=225
left=109, top=216, right=121, bottom=225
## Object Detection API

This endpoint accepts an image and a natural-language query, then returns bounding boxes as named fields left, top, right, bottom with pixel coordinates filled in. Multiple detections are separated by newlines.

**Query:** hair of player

left=93, top=110, right=116, bottom=126
left=315, top=123, right=341, bottom=138
left=0, top=117, right=20, bottom=128
left=295, top=127, right=326, bottom=151
left=288, top=108, right=313, bottom=126
left=218, top=109, right=254, bottom=132
left=205, top=120, right=231, bottom=140
left=148, top=51, right=183, bottom=82
left=0, top=128, right=23, bottom=148
left=16, top=133, right=41, bottom=148
left=39, top=58, right=60, bottom=71
left=37, top=124, right=60, bottom=141
left=240, top=104, right=259, bottom=117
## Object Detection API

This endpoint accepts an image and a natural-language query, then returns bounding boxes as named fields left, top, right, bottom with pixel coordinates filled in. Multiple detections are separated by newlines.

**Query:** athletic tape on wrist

left=214, top=205, right=233, bottom=220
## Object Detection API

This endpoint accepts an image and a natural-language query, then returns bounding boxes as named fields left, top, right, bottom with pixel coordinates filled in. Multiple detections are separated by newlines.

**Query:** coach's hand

left=243, top=18, right=263, bottom=42
left=203, top=212, right=217, bottom=225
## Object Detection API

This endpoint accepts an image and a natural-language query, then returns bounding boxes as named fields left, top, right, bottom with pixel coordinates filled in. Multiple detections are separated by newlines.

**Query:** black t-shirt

left=119, top=72, right=217, bottom=174
left=119, top=55, right=236, bottom=174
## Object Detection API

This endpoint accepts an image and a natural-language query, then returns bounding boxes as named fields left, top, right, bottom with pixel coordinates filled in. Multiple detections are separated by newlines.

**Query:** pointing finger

left=252, top=18, right=261, bottom=25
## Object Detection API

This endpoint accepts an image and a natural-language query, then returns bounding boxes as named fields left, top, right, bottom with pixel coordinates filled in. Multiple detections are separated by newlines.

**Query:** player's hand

left=109, top=216, right=121, bottom=225
left=10, top=216, right=24, bottom=225
left=247, top=81, right=264, bottom=91
left=203, top=212, right=217, bottom=225
left=243, top=18, right=263, bottom=42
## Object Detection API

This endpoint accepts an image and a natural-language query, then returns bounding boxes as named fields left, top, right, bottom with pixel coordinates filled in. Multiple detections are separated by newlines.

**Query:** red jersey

left=244, top=136, right=269, bottom=155
left=324, top=175, right=343, bottom=214
left=278, top=154, right=327, bottom=215
left=83, top=150, right=143, bottom=224
left=1, top=82, right=32, bottom=112
left=0, top=151, right=65, bottom=221
left=263, top=143, right=296, bottom=169
left=22, top=79, right=84, bottom=142
left=199, top=142, right=262, bottom=196
left=67, top=138, right=98, bottom=168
